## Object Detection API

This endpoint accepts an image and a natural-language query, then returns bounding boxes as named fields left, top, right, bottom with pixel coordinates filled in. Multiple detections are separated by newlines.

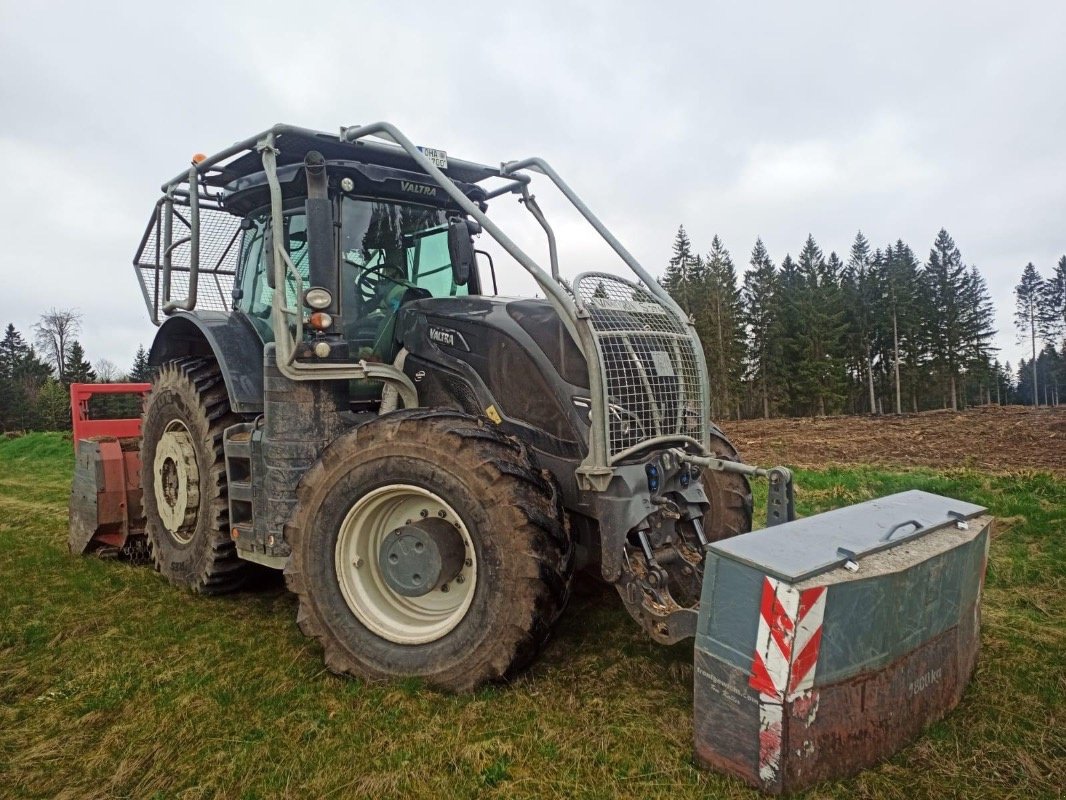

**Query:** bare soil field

left=721, top=404, right=1066, bottom=474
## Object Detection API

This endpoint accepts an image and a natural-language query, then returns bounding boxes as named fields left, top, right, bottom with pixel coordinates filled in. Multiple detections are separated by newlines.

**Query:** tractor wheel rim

left=335, top=484, right=477, bottom=645
left=153, top=419, right=200, bottom=543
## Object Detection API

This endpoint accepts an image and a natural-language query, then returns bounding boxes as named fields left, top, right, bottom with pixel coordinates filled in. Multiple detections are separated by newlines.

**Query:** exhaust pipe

left=303, top=151, right=340, bottom=319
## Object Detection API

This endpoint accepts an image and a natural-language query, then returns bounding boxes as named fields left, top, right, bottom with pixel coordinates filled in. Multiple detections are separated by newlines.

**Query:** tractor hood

left=396, top=296, right=590, bottom=460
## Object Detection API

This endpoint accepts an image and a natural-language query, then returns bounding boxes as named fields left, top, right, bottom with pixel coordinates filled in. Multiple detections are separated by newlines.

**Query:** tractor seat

left=347, top=285, right=432, bottom=362
left=348, top=284, right=431, bottom=408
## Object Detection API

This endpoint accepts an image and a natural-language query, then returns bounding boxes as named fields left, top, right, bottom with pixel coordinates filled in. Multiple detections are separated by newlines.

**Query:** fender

left=148, top=311, right=264, bottom=414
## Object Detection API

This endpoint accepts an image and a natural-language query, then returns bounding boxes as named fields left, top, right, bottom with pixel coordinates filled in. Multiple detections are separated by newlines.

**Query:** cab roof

left=185, top=125, right=501, bottom=192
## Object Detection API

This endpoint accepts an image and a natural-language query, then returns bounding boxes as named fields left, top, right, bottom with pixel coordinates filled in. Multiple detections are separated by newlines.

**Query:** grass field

left=1, top=432, right=1063, bottom=799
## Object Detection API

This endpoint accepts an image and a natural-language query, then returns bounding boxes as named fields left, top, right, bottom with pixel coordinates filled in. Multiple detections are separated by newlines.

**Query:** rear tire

left=140, top=357, right=248, bottom=594
left=285, top=409, right=573, bottom=691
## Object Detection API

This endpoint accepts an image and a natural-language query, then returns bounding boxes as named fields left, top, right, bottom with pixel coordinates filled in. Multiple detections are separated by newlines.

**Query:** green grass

left=0, top=433, right=1062, bottom=799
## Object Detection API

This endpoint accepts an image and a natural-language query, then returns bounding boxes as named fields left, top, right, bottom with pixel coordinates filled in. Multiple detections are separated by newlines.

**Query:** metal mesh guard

left=135, top=205, right=242, bottom=319
left=574, top=272, right=705, bottom=459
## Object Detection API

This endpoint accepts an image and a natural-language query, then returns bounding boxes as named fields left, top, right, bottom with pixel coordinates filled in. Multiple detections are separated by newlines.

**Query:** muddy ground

left=719, top=404, right=1066, bottom=473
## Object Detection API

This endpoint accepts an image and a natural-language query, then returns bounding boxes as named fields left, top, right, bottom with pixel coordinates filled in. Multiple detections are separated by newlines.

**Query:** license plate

left=419, top=147, right=448, bottom=169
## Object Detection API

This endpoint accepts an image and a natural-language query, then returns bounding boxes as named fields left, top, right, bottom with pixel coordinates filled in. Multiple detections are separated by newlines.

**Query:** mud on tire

left=700, top=426, right=754, bottom=542
left=284, top=409, right=573, bottom=691
left=140, top=357, right=248, bottom=594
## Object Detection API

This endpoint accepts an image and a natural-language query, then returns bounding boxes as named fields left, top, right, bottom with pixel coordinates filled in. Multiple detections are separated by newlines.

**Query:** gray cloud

left=2, top=0, right=1063, bottom=371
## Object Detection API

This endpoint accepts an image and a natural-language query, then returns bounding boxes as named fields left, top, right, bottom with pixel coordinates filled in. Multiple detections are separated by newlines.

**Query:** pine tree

left=129, top=344, right=154, bottom=382
left=0, top=325, right=29, bottom=430
left=0, top=324, right=28, bottom=374
left=663, top=225, right=696, bottom=315
left=961, top=266, right=997, bottom=407
left=1044, top=344, right=1064, bottom=405
left=1041, top=255, right=1066, bottom=343
left=1003, top=360, right=1018, bottom=403
left=794, top=235, right=847, bottom=416
left=702, top=236, right=745, bottom=419
left=1015, top=262, right=1045, bottom=406
left=0, top=324, right=52, bottom=430
left=991, top=359, right=1009, bottom=404
left=884, top=241, right=926, bottom=413
left=1019, top=344, right=1064, bottom=406
left=64, top=340, right=96, bottom=385
left=743, top=239, right=778, bottom=418
left=773, top=254, right=803, bottom=414
left=842, top=231, right=881, bottom=413
left=923, top=229, right=974, bottom=410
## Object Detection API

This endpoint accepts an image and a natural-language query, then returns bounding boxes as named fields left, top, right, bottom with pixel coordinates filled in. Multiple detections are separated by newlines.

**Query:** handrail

left=162, top=166, right=200, bottom=313
left=501, top=156, right=693, bottom=325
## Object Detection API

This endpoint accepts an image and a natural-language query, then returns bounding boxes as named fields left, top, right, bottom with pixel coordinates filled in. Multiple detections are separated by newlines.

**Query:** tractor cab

left=232, top=194, right=480, bottom=404
left=133, top=132, right=492, bottom=410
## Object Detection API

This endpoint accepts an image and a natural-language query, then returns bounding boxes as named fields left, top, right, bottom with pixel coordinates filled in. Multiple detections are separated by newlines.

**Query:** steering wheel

left=350, top=257, right=418, bottom=312
left=354, top=261, right=393, bottom=305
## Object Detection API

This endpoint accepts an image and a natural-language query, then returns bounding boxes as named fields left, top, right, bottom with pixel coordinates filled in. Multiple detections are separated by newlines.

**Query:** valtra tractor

left=69, top=122, right=992, bottom=793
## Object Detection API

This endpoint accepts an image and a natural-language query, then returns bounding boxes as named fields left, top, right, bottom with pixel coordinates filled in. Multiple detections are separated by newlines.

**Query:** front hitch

left=608, top=452, right=798, bottom=645
left=677, top=451, right=796, bottom=527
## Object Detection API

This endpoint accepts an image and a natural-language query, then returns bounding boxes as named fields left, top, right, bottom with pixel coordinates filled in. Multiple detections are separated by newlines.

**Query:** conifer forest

left=1, top=230, right=1064, bottom=431
left=661, top=226, right=1065, bottom=418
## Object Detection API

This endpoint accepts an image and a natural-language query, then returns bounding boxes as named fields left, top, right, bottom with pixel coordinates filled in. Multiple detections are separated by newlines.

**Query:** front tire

left=285, top=409, right=573, bottom=691
left=700, top=427, right=754, bottom=542
left=140, top=357, right=248, bottom=594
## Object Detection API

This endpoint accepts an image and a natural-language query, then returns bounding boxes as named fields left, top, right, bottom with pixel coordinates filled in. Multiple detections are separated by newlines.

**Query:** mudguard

left=148, top=311, right=264, bottom=414
left=693, top=490, right=991, bottom=794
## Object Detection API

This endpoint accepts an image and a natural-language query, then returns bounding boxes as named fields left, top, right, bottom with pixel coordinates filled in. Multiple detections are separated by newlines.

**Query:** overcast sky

left=1, top=1, right=1063, bottom=374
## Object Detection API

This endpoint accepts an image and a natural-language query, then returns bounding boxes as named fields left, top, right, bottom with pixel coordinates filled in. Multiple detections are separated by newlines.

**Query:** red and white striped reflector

left=748, top=577, right=827, bottom=784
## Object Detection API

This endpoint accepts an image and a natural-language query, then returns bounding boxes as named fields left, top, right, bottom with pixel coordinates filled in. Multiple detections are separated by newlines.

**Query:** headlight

left=304, top=287, right=333, bottom=309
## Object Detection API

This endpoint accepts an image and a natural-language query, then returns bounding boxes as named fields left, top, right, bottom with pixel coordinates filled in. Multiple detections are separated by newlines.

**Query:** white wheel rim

left=153, top=419, right=199, bottom=543
left=335, top=484, right=477, bottom=645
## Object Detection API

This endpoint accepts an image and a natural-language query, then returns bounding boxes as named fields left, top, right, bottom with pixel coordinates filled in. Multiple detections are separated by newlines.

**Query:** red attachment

left=69, top=383, right=151, bottom=448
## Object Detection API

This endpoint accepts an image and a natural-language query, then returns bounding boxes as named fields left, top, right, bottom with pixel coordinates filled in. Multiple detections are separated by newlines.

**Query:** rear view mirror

left=446, top=219, right=476, bottom=287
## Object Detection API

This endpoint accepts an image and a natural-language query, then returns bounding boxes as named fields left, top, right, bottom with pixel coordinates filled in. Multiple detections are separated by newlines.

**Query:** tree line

left=662, top=227, right=1066, bottom=419
left=1014, top=259, right=1066, bottom=406
left=5, top=239, right=1064, bottom=433
left=0, top=309, right=152, bottom=432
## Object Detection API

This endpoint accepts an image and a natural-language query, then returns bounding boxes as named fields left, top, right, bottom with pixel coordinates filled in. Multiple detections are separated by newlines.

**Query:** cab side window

left=235, top=211, right=310, bottom=340
left=408, top=227, right=463, bottom=298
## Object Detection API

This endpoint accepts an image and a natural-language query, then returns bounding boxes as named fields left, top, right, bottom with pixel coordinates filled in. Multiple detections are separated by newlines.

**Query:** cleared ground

left=723, top=405, right=1066, bottom=474
left=0, top=428, right=1063, bottom=799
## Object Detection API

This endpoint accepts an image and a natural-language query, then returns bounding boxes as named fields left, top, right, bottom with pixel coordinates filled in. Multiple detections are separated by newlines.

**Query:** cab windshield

left=340, top=198, right=470, bottom=360
left=236, top=197, right=473, bottom=362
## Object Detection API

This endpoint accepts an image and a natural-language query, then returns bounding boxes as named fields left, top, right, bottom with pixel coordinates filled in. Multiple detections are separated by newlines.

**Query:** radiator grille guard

left=574, top=272, right=707, bottom=462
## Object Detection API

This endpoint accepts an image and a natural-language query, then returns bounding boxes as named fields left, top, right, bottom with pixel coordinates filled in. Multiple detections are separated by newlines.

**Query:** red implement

left=68, top=383, right=150, bottom=556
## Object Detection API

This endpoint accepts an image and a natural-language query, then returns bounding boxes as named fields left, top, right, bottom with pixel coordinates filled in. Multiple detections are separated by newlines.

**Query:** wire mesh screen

left=134, top=203, right=242, bottom=320
left=574, top=272, right=706, bottom=460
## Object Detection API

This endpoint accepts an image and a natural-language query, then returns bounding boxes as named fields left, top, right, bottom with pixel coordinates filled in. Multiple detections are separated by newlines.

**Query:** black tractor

left=120, top=122, right=761, bottom=689
left=69, top=123, right=994, bottom=791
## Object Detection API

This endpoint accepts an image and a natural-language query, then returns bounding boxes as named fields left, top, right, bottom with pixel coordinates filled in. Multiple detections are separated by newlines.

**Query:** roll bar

left=148, top=121, right=714, bottom=482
